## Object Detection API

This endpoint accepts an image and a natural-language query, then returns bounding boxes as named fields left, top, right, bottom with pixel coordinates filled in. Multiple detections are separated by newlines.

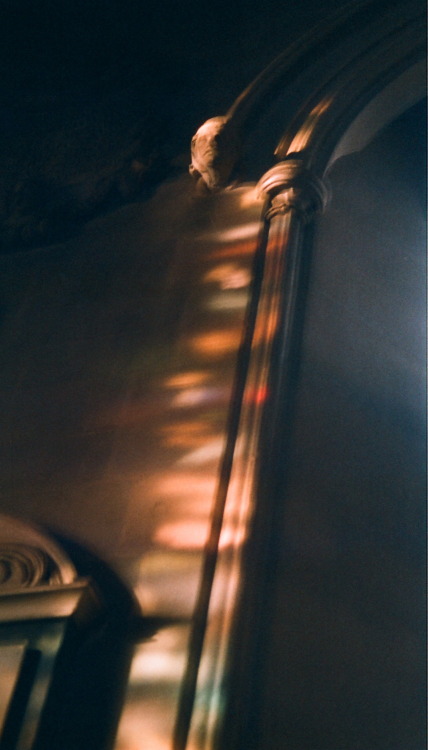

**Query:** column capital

left=257, top=159, right=329, bottom=222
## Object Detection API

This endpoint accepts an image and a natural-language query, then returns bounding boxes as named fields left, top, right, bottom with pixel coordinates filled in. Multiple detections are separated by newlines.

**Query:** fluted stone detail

left=0, top=515, right=76, bottom=589
left=0, top=543, right=63, bottom=589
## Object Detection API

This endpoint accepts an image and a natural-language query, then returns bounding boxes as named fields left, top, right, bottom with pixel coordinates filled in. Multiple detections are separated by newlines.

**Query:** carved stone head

left=189, top=116, right=238, bottom=191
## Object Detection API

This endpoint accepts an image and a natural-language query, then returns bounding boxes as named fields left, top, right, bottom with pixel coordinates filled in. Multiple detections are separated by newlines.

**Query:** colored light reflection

left=207, top=240, right=258, bottom=259
left=177, top=437, right=224, bottom=467
left=243, top=384, right=269, bottom=405
left=164, top=371, right=210, bottom=389
left=152, top=471, right=217, bottom=502
left=171, top=386, right=227, bottom=408
left=159, top=420, right=213, bottom=448
left=279, top=97, right=333, bottom=155
left=116, top=626, right=188, bottom=750
left=203, top=263, right=251, bottom=289
left=154, top=520, right=209, bottom=551
left=206, top=290, right=248, bottom=311
left=198, top=221, right=261, bottom=244
left=135, top=551, right=202, bottom=616
left=130, top=629, right=186, bottom=684
left=113, top=183, right=263, bottom=750
left=238, top=187, right=261, bottom=208
left=189, top=329, right=241, bottom=358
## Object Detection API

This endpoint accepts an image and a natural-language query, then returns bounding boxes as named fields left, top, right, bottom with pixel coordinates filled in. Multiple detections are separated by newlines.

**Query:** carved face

left=190, top=117, right=236, bottom=190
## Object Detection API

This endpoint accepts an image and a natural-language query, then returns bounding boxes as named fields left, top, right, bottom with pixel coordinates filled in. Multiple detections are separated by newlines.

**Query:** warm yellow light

left=284, top=97, right=333, bottom=154
left=154, top=520, right=209, bottom=550
left=171, top=385, right=227, bottom=408
left=177, top=437, right=224, bottom=467
left=198, top=221, right=260, bottom=244
left=152, top=471, right=216, bottom=501
left=205, top=291, right=248, bottom=313
left=207, top=240, right=258, bottom=259
left=238, top=186, right=262, bottom=208
left=163, top=371, right=210, bottom=389
left=116, top=629, right=189, bottom=750
left=189, top=329, right=241, bottom=357
left=130, top=639, right=185, bottom=684
left=203, top=263, right=251, bottom=290
left=158, top=419, right=213, bottom=448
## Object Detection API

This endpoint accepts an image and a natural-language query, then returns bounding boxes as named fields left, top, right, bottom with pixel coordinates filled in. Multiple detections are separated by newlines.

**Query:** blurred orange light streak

left=243, top=384, right=269, bottom=405
left=177, top=438, right=224, bottom=466
left=154, top=520, right=209, bottom=550
left=206, top=292, right=248, bottom=312
left=159, top=420, right=214, bottom=448
left=153, top=472, right=216, bottom=500
left=198, top=222, right=261, bottom=244
left=163, top=371, right=210, bottom=389
left=203, top=263, right=251, bottom=289
left=238, top=187, right=261, bottom=207
left=207, top=240, right=258, bottom=260
left=283, top=97, right=333, bottom=154
left=189, top=330, right=241, bottom=357
left=154, top=520, right=247, bottom=553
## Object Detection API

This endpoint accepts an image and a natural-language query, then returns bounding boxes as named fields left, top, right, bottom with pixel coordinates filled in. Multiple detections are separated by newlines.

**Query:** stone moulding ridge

left=256, top=158, right=329, bottom=222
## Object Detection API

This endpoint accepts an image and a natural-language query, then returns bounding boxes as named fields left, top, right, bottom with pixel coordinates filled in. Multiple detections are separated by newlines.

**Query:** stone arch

left=181, top=2, right=426, bottom=749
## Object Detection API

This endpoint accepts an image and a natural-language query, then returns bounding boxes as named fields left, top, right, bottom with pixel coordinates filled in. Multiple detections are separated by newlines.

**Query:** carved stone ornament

left=0, top=544, right=60, bottom=588
left=257, top=159, right=329, bottom=222
left=0, top=515, right=77, bottom=590
left=189, top=116, right=239, bottom=191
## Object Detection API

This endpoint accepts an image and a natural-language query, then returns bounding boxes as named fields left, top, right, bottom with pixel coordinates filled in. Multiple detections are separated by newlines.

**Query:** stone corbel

left=257, top=158, right=329, bottom=222
left=189, top=116, right=240, bottom=191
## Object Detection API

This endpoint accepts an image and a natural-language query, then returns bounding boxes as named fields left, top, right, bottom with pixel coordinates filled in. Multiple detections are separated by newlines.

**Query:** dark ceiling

left=0, top=0, right=351, bottom=250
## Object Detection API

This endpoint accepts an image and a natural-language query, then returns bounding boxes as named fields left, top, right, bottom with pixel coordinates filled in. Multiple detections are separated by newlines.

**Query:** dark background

left=0, top=0, right=349, bottom=250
